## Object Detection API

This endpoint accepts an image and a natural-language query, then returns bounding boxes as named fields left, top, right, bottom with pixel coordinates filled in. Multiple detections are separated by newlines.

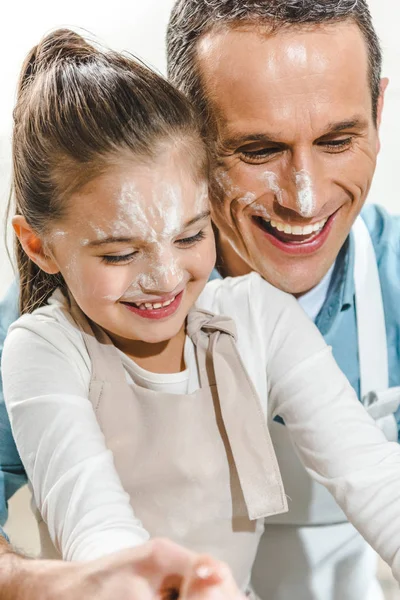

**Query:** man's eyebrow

left=323, top=117, right=369, bottom=135
left=222, top=118, right=369, bottom=148
left=221, top=133, right=279, bottom=149
left=183, top=210, right=211, bottom=228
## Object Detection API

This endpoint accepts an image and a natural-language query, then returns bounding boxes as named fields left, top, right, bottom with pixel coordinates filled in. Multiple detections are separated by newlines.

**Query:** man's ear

left=12, top=216, right=60, bottom=275
left=375, top=78, right=389, bottom=154
left=376, top=77, right=389, bottom=129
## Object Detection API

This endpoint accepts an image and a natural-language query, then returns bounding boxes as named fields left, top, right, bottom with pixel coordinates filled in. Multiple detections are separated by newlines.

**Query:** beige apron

left=38, top=299, right=287, bottom=591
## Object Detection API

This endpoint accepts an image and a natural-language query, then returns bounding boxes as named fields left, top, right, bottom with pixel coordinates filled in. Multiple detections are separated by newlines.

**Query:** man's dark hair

left=167, top=0, right=383, bottom=131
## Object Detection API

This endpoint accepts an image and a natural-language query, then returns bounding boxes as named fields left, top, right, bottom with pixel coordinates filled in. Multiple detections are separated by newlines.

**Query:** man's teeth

left=268, top=218, right=328, bottom=235
left=135, top=296, right=176, bottom=310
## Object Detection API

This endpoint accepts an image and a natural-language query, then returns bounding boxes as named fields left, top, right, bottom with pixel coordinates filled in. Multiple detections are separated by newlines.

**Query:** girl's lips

left=252, top=210, right=338, bottom=256
left=121, top=290, right=184, bottom=320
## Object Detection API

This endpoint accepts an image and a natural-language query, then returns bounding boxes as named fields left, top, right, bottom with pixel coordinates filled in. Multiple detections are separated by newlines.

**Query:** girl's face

left=47, top=146, right=215, bottom=348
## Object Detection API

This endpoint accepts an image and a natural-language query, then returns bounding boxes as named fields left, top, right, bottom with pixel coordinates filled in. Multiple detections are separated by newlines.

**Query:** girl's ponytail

left=11, top=28, right=206, bottom=314
left=12, top=30, right=99, bottom=314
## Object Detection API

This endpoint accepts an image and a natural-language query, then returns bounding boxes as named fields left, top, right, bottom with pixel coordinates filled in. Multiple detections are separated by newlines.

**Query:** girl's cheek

left=93, top=264, right=142, bottom=303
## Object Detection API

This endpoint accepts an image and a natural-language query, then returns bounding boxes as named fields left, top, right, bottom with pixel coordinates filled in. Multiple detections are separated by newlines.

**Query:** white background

left=0, top=0, right=399, bottom=294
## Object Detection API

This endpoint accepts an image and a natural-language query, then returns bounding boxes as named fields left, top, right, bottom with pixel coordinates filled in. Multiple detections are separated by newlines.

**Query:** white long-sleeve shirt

left=3, top=273, right=400, bottom=581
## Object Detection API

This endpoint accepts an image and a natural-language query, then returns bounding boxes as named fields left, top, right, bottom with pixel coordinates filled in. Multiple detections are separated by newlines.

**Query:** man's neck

left=216, top=230, right=335, bottom=306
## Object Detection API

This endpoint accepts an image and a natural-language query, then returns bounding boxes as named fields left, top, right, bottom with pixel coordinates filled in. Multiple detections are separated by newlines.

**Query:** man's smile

left=251, top=210, right=338, bottom=255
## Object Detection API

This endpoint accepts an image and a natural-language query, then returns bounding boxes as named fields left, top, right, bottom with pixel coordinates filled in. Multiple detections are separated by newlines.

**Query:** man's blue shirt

left=317, top=205, right=400, bottom=404
left=1, top=204, right=399, bottom=538
left=0, top=280, right=26, bottom=536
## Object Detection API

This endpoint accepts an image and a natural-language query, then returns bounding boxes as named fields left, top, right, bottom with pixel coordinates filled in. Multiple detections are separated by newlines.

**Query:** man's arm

left=0, top=535, right=243, bottom=600
left=0, top=282, right=27, bottom=529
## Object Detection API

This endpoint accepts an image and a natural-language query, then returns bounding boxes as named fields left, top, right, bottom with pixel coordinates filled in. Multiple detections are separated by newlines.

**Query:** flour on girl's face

left=93, top=177, right=209, bottom=302
left=114, top=181, right=184, bottom=297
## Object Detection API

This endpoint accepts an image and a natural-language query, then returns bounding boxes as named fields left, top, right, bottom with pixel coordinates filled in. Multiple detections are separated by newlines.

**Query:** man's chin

left=251, top=258, right=332, bottom=297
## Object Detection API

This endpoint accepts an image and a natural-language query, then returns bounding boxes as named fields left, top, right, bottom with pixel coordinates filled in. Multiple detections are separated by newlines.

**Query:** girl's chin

left=114, top=319, right=186, bottom=346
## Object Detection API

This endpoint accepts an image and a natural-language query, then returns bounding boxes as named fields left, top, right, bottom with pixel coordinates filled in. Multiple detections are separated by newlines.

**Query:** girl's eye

left=176, top=230, right=206, bottom=247
left=102, top=252, right=137, bottom=265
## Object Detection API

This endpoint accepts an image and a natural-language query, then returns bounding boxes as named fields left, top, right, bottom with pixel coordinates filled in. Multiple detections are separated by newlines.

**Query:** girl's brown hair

left=11, top=29, right=206, bottom=313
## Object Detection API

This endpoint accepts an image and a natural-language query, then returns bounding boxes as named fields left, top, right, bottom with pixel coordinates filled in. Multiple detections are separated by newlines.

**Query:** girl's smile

left=121, top=289, right=184, bottom=320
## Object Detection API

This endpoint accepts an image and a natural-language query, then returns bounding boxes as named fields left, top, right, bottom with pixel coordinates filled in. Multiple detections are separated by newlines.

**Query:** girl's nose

left=139, top=262, right=184, bottom=296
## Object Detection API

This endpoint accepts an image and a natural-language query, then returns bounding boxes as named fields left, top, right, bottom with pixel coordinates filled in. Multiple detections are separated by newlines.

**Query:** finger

left=102, top=574, right=154, bottom=600
left=125, top=577, right=155, bottom=600
left=122, top=539, right=197, bottom=592
left=181, top=556, right=244, bottom=600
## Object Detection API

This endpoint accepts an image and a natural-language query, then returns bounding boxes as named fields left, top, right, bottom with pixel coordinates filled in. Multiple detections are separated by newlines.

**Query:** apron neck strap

left=68, top=294, right=126, bottom=384
left=187, top=308, right=288, bottom=520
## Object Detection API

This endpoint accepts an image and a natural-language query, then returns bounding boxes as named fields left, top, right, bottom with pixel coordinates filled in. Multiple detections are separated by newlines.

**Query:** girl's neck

left=108, top=325, right=187, bottom=374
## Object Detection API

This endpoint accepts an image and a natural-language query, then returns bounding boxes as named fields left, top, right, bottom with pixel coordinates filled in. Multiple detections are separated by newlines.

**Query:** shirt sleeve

left=2, top=314, right=149, bottom=561
left=0, top=281, right=27, bottom=528
left=260, top=277, right=400, bottom=583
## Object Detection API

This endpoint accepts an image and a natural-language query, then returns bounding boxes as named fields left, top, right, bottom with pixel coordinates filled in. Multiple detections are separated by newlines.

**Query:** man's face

left=197, top=22, right=386, bottom=294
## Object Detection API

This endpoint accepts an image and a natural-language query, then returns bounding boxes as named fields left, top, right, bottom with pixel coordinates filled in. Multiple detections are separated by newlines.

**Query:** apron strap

left=353, top=217, right=400, bottom=441
left=353, top=216, right=389, bottom=397
left=187, top=309, right=288, bottom=520
left=68, top=295, right=126, bottom=384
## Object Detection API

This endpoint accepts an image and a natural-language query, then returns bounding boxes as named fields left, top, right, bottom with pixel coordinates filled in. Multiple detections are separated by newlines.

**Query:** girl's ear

left=12, top=215, right=60, bottom=275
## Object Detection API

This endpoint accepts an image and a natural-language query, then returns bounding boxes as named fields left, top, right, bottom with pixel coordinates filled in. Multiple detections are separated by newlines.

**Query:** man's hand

left=0, top=536, right=244, bottom=599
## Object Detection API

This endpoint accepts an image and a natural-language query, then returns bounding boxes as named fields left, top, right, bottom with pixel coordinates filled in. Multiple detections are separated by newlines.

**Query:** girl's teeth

left=269, top=218, right=328, bottom=236
left=135, top=296, right=176, bottom=310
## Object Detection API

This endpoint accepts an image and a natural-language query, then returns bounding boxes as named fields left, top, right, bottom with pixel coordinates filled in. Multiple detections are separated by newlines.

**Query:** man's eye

left=102, top=252, right=137, bottom=264
left=176, top=230, right=206, bottom=247
left=239, top=147, right=283, bottom=163
left=318, top=137, right=353, bottom=152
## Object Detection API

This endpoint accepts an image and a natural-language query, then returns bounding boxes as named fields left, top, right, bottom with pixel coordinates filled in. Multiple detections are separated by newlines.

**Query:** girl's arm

left=2, top=315, right=149, bottom=561
left=262, top=279, right=400, bottom=583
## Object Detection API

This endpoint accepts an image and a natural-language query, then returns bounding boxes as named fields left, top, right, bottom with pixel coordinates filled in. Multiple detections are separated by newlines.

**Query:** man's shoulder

left=360, top=204, right=400, bottom=333
left=0, top=281, right=19, bottom=341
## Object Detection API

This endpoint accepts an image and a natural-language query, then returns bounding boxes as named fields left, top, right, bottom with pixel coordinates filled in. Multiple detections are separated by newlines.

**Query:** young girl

left=4, top=29, right=400, bottom=594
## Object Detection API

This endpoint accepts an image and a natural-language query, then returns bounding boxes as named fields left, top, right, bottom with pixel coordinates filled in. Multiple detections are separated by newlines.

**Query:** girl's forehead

left=71, top=157, right=204, bottom=209
left=63, top=159, right=209, bottom=239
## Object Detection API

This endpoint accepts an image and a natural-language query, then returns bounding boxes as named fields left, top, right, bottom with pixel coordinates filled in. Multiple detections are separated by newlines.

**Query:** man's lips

left=121, top=291, right=184, bottom=320
left=251, top=211, right=338, bottom=256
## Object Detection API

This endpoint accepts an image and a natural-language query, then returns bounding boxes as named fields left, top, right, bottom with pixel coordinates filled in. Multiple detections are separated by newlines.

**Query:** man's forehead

left=196, top=21, right=372, bottom=139
left=197, top=20, right=368, bottom=70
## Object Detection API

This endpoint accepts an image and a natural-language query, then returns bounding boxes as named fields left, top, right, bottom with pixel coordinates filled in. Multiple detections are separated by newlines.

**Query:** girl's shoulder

left=4, top=289, right=89, bottom=372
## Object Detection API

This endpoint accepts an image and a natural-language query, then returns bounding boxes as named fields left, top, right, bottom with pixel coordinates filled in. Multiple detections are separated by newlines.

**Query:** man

left=166, top=1, right=400, bottom=599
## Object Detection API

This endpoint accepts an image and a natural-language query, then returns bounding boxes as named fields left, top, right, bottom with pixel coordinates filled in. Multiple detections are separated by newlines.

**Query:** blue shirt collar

left=315, top=232, right=355, bottom=334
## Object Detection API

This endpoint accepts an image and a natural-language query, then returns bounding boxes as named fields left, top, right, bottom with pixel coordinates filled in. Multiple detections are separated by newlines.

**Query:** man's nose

left=279, top=150, right=326, bottom=219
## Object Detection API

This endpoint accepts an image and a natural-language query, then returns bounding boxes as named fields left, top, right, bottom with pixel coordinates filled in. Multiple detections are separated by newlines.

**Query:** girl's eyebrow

left=183, top=210, right=211, bottom=229
left=86, top=211, right=211, bottom=247
left=86, top=236, right=142, bottom=248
